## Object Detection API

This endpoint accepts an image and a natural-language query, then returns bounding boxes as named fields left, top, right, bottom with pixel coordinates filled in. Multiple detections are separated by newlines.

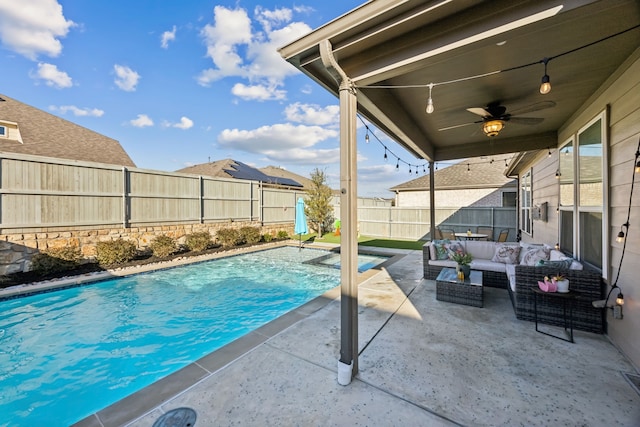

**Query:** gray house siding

left=519, top=47, right=640, bottom=370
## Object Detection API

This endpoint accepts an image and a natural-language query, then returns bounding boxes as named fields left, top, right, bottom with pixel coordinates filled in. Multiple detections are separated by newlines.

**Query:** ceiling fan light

left=483, top=119, right=504, bottom=137
left=540, top=74, right=551, bottom=94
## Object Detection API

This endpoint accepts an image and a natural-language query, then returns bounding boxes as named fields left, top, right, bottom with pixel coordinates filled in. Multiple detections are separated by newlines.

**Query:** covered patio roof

left=279, top=0, right=640, bottom=385
left=279, top=0, right=640, bottom=162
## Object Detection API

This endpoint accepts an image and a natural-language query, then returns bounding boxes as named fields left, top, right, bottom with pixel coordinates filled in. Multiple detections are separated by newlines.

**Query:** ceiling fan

left=438, top=100, right=556, bottom=137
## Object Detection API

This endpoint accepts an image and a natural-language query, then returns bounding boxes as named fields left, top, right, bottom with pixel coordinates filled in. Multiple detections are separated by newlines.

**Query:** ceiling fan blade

left=509, top=117, right=544, bottom=125
left=466, top=107, right=491, bottom=118
left=438, top=121, right=478, bottom=131
left=509, top=101, right=556, bottom=116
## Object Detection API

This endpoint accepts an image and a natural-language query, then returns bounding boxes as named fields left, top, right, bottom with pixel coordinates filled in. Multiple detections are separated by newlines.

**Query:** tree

left=305, top=168, right=334, bottom=238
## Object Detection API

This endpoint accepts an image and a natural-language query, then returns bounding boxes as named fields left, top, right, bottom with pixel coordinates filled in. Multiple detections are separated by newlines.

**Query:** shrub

left=217, top=228, right=240, bottom=247
left=239, top=226, right=261, bottom=245
left=31, top=246, right=82, bottom=274
left=149, top=235, right=178, bottom=258
left=185, top=231, right=212, bottom=252
left=96, top=239, right=137, bottom=265
left=262, top=233, right=273, bottom=243
left=277, top=230, right=289, bottom=239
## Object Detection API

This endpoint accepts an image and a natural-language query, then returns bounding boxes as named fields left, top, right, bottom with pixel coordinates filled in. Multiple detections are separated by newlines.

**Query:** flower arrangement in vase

left=450, top=250, right=472, bottom=278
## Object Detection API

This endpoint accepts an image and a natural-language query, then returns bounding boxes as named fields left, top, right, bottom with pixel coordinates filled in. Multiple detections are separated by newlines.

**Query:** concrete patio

left=76, top=247, right=640, bottom=427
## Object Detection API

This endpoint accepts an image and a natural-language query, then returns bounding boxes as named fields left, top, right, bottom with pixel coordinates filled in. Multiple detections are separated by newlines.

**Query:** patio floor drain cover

left=152, top=407, right=197, bottom=427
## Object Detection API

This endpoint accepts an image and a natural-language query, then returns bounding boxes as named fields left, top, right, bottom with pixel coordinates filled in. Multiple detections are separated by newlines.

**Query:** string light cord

left=604, top=138, right=640, bottom=307
left=356, top=114, right=513, bottom=173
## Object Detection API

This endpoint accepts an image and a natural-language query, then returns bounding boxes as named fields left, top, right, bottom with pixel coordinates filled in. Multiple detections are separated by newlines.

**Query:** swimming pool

left=0, top=246, right=388, bottom=426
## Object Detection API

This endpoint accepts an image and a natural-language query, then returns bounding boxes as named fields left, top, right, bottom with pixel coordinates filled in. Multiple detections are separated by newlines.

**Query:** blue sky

left=0, top=0, right=438, bottom=197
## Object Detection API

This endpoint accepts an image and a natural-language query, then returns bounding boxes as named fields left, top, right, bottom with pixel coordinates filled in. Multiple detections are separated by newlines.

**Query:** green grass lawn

left=298, top=232, right=425, bottom=250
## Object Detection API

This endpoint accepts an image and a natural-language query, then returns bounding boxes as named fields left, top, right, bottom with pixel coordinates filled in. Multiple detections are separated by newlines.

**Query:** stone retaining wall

left=0, top=221, right=293, bottom=275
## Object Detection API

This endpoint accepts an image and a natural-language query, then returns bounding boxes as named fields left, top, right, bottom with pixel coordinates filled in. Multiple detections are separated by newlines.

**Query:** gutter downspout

left=320, top=39, right=358, bottom=386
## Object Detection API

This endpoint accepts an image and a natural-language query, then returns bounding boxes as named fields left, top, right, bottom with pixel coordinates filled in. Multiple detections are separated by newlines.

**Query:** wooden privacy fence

left=0, top=153, right=516, bottom=240
left=0, top=153, right=306, bottom=233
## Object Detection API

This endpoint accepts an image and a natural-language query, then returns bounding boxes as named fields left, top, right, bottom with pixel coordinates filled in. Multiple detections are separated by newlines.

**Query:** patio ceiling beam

left=356, top=90, right=434, bottom=161
left=433, top=131, right=557, bottom=162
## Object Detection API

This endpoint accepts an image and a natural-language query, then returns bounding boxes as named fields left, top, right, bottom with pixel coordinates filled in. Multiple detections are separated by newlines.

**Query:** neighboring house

left=0, top=94, right=135, bottom=167
left=259, top=165, right=315, bottom=190
left=177, top=159, right=304, bottom=188
left=389, top=160, right=517, bottom=208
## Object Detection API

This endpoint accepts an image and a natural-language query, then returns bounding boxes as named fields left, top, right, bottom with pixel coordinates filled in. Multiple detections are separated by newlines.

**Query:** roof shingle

left=390, top=160, right=516, bottom=191
left=0, top=94, right=135, bottom=167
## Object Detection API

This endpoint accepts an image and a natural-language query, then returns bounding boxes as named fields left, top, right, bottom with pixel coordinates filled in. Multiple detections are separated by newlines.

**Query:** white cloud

left=160, top=25, right=176, bottom=49
left=198, top=7, right=252, bottom=85
left=254, top=6, right=292, bottom=32
left=358, top=164, right=398, bottom=182
left=197, top=5, right=311, bottom=95
left=50, top=105, right=104, bottom=117
left=218, top=123, right=338, bottom=164
left=130, top=114, right=153, bottom=127
left=284, top=103, right=339, bottom=126
left=0, top=0, right=75, bottom=60
left=114, top=64, right=140, bottom=91
left=231, top=83, right=285, bottom=101
left=173, top=116, right=194, bottom=130
left=31, top=62, right=72, bottom=88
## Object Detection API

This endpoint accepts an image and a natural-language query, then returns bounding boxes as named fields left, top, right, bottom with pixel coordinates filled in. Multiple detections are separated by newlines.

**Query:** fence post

left=199, top=176, right=204, bottom=224
left=122, top=167, right=129, bottom=228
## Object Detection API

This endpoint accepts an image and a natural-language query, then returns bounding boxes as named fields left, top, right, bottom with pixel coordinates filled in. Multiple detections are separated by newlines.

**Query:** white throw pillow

left=520, top=246, right=550, bottom=266
left=491, top=244, right=521, bottom=264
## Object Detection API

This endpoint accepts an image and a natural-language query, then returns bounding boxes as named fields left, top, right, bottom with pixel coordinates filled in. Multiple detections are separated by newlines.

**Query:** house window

left=502, top=191, right=516, bottom=207
left=559, top=138, right=574, bottom=255
left=577, top=115, right=605, bottom=270
left=0, top=125, right=6, bottom=137
left=520, top=169, right=532, bottom=235
left=559, top=210, right=574, bottom=256
left=558, top=111, right=607, bottom=274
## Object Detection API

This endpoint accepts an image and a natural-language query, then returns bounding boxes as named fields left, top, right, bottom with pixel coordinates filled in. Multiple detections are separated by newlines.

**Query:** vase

left=556, top=279, right=570, bottom=293
left=457, top=264, right=471, bottom=278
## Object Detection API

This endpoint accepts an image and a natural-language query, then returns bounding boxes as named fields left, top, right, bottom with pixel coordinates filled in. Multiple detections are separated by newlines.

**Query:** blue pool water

left=0, top=246, right=388, bottom=426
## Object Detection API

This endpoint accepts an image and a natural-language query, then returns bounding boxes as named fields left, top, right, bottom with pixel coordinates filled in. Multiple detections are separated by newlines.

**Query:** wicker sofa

left=423, top=240, right=605, bottom=333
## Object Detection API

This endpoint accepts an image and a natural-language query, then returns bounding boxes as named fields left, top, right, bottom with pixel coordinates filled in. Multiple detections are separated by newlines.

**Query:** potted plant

left=450, top=250, right=472, bottom=277
left=552, top=274, right=569, bottom=293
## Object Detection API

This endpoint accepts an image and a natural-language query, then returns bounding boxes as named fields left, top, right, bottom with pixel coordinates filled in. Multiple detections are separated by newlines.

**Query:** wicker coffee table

left=436, top=268, right=484, bottom=307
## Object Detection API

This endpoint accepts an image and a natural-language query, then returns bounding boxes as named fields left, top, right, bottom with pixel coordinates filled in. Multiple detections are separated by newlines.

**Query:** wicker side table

left=436, top=268, right=483, bottom=307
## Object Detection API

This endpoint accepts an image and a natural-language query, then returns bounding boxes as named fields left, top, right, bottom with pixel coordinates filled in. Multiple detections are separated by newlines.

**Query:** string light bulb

left=540, top=57, right=551, bottom=94
left=555, top=169, right=561, bottom=179
left=635, top=157, right=640, bottom=173
left=383, top=148, right=388, bottom=162
left=616, top=292, right=625, bottom=306
left=365, top=131, right=370, bottom=144
left=548, top=148, right=552, bottom=157
left=425, top=83, right=435, bottom=114
left=396, top=159, right=400, bottom=171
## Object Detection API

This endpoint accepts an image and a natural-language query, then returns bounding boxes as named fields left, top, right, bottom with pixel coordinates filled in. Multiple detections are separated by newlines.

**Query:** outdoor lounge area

left=75, top=247, right=639, bottom=426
